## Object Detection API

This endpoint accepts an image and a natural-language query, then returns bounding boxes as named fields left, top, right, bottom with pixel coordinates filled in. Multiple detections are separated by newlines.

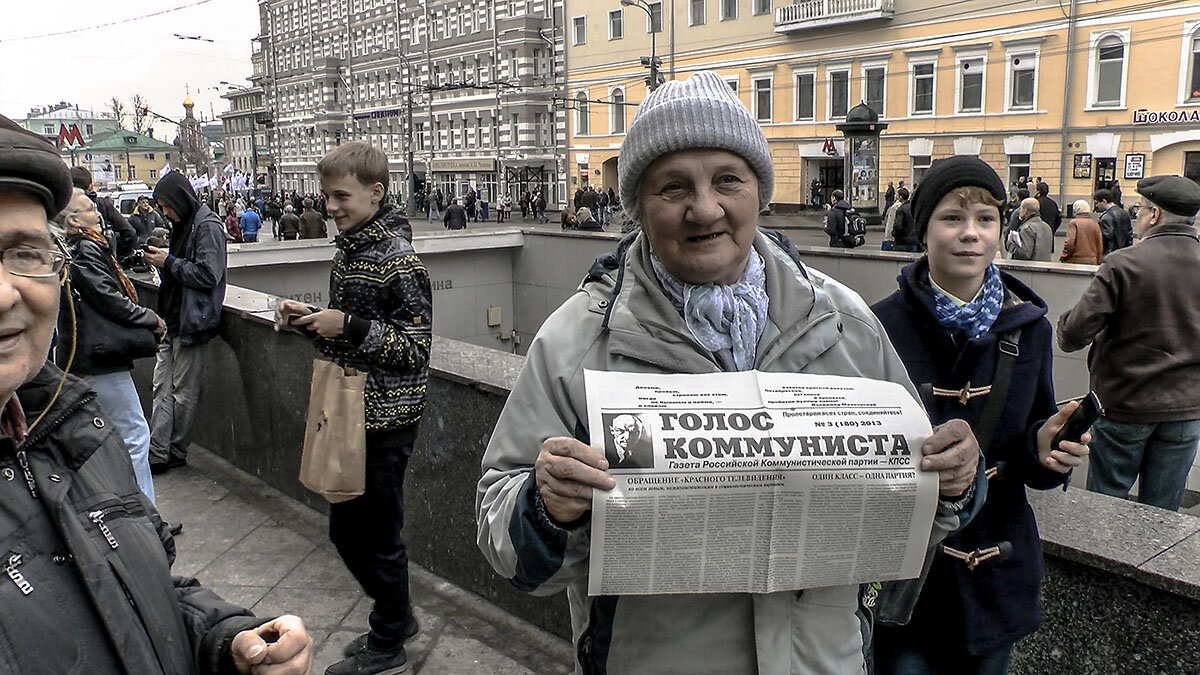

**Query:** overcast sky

left=0, top=0, right=259, bottom=137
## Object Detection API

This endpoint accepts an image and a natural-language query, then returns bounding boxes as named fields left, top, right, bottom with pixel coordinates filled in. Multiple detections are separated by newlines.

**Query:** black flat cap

left=1137, top=175, right=1200, bottom=218
left=0, top=114, right=73, bottom=218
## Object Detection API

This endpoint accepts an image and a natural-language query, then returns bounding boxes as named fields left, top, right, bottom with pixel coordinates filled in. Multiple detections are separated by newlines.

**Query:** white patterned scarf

left=650, top=249, right=769, bottom=371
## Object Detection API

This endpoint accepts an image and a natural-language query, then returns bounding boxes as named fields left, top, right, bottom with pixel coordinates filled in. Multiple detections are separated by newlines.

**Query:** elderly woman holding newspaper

left=476, top=71, right=984, bottom=674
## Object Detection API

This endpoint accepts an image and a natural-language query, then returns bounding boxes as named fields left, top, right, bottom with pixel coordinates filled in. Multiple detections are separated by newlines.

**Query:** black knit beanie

left=910, top=156, right=1006, bottom=244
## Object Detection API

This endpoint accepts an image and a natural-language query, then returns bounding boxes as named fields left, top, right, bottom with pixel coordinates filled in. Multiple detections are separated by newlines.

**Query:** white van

left=106, top=183, right=155, bottom=216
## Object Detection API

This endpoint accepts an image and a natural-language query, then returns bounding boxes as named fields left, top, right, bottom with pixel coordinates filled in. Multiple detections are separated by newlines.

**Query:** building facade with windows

left=18, top=104, right=122, bottom=169
left=79, top=130, right=177, bottom=188
left=566, top=0, right=1200, bottom=211
left=220, top=85, right=273, bottom=178
left=255, top=0, right=566, bottom=207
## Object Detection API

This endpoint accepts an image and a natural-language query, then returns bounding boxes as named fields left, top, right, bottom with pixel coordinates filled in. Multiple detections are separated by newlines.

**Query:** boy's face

left=924, top=193, right=1000, bottom=289
left=321, top=172, right=384, bottom=232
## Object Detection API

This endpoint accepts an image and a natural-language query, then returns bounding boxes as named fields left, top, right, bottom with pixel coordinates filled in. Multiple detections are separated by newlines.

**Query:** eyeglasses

left=0, top=248, right=68, bottom=278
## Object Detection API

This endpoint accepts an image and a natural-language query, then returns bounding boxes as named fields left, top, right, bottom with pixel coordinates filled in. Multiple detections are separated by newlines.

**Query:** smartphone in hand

left=1052, top=392, right=1102, bottom=450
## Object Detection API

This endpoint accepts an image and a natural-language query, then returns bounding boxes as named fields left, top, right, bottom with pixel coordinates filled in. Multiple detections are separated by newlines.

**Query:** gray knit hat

left=618, top=71, right=774, bottom=223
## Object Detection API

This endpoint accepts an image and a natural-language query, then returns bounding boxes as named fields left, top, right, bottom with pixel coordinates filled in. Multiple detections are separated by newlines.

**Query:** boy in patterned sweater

left=274, top=142, right=431, bottom=675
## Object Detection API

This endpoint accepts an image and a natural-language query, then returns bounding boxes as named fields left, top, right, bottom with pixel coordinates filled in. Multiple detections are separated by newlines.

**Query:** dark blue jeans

left=1086, top=416, right=1200, bottom=511
left=875, top=639, right=1012, bottom=675
left=329, top=437, right=415, bottom=651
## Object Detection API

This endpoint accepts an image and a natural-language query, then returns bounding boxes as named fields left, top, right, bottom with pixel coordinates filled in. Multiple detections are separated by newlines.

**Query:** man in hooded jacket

left=142, top=171, right=227, bottom=474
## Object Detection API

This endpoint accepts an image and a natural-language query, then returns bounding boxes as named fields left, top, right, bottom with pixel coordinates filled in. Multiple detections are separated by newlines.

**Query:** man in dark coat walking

left=443, top=198, right=468, bottom=230
left=1094, top=189, right=1132, bottom=254
left=142, top=171, right=227, bottom=474
left=824, top=189, right=853, bottom=248
left=299, top=198, right=327, bottom=239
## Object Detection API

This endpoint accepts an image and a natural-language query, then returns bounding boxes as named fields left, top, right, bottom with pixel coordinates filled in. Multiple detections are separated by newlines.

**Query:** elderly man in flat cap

left=0, top=114, right=315, bottom=673
left=1058, top=174, right=1200, bottom=511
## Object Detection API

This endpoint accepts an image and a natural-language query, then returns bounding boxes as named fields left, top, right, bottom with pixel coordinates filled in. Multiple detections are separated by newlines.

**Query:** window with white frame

left=864, top=66, right=885, bottom=116
left=911, top=61, right=935, bottom=115
left=829, top=69, right=849, bottom=119
left=721, top=0, right=738, bottom=21
left=1184, top=25, right=1200, bottom=102
left=648, top=2, right=663, bottom=32
left=603, top=10, right=621, bottom=40
left=1091, top=32, right=1127, bottom=107
left=1007, top=154, right=1030, bottom=186
left=958, top=56, right=984, bottom=113
left=795, top=72, right=815, bottom=120
left=1008, top=52, right=1036, bottom=110
left=911, top=155, right=932, bottom=185
left=753, top=0, right=770, bottom=15
left=575, top=92, right=590, bottom=135
left=611, top=88, right=626, bottom=134
left=724, top=76, right=739, bottom=94
left=690, top=0, right=705, bottom=26
left=753, top=76, right=772, bottom=122
left=572, top=16, right=586, bottom=45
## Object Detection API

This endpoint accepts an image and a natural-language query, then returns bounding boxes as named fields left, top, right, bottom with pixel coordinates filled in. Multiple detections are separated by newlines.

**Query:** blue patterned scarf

left=931, top=264, right=1004, bottom=340
left=651, top=249, right=769, bottom=371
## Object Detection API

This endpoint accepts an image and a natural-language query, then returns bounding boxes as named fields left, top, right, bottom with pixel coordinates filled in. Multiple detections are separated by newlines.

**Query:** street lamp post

left=621, top=0, right=662, bottom=91
left=383, top=49, right=419, bottom=217
left=221, top=81, right=263, bottom=196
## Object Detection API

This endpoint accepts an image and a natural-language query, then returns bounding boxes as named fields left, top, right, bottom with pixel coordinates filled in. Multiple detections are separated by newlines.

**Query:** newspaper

left=585, top=369, right=938, bottom=596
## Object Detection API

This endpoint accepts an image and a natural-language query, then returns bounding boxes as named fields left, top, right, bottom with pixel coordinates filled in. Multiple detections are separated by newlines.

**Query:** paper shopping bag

left=300, top=359, right=367, bottom=503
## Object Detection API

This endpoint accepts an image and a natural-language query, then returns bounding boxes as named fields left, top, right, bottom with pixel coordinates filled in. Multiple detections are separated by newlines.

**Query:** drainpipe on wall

left=1056, top=0, right=1079, bottom=207
left=669, top=0, right=676, bottom=81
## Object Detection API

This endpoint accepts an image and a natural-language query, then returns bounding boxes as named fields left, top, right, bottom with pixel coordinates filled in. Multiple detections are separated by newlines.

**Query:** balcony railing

left=775, top=0, right=895, bottom=33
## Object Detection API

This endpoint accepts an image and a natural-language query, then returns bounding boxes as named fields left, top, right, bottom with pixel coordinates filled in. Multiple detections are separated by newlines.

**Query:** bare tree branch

left=129, top=94, right=150, bottom=134
left=107, top=96, right=126, bottom=127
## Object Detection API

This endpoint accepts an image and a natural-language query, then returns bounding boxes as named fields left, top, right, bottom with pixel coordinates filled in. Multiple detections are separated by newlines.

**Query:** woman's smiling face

left=638, top=149, right=760, bottom=285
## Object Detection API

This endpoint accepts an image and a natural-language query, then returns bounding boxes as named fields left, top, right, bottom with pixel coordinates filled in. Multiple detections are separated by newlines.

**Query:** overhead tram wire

left=564, top=0, right=1193, bottom=109
left=1, top=0, right=215, bottom=43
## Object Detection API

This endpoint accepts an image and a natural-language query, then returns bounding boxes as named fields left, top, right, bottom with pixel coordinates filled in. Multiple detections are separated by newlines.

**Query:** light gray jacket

left=1009, top=215, right=1054, bottom=262
left=476, top=231, right=980, bottom=675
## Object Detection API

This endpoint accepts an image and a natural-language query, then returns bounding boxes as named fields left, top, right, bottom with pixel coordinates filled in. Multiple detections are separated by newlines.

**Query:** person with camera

left=55, top=187, right=165, bottom=501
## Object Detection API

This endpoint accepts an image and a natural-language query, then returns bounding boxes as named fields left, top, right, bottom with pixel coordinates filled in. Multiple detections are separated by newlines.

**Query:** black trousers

left=329, top=435, right=415, bottom=650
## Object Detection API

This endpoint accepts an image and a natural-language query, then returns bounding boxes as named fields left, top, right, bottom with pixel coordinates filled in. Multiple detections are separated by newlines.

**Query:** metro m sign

left=57, top=124, right=85, bottom=148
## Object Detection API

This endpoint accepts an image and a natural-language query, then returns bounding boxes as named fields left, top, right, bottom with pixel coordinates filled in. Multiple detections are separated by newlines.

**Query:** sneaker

left=325, top=646, right=408, bottom=675
left=343, top=619, right=420, bottom=657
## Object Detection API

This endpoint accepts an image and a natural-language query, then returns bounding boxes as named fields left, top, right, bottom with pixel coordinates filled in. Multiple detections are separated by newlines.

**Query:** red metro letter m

left=57, top=124, right=85, bottom=148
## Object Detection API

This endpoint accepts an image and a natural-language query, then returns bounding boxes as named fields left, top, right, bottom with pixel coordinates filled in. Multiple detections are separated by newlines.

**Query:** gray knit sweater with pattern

left=316, top=205, right=431, bottom=434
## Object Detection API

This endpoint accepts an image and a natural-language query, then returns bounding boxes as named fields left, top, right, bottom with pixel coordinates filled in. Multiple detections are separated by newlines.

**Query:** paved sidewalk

left=155, top=447, right=573, bottom=675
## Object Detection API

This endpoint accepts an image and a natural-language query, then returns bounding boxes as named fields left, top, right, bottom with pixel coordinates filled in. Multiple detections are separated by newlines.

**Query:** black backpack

left=841, top=208, right=866, bottom=248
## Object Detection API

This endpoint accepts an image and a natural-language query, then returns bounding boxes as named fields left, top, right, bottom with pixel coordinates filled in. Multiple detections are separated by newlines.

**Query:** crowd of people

left=1, top=62, right=1198, bottom=675
left=874, top=174, right=1138, bottom=265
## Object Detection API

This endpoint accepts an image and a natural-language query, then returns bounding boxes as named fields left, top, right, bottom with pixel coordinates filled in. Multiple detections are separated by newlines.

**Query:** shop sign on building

left=1073, top=153, right=1093, bottom=179
left=352, top=108, right=403, bottom=121
left=1132, top=109, right=1200, bottom=125
left=1124, top=153, right=1145, bottom=180
left=431, top=158, right=498, bottom=172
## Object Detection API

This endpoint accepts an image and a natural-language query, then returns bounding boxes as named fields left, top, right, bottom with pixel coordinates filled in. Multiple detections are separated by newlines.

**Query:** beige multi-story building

left=566, top=0, right=1200, bottom=211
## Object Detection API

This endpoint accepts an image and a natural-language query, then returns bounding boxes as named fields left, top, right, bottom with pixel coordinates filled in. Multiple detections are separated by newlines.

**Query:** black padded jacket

left=0, top=363, right=268, bottom=673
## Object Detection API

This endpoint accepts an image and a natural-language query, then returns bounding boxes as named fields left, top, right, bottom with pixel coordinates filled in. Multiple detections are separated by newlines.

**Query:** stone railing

left=775, top=0, right=895, bottom=31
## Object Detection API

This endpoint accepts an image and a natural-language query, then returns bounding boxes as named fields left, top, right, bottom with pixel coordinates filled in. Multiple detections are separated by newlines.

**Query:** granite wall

left=131, top=281, right=1199, bottom=672
left=130, top=284, right=573, bottom=638
left=223, top=231, right=523, bottom=351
